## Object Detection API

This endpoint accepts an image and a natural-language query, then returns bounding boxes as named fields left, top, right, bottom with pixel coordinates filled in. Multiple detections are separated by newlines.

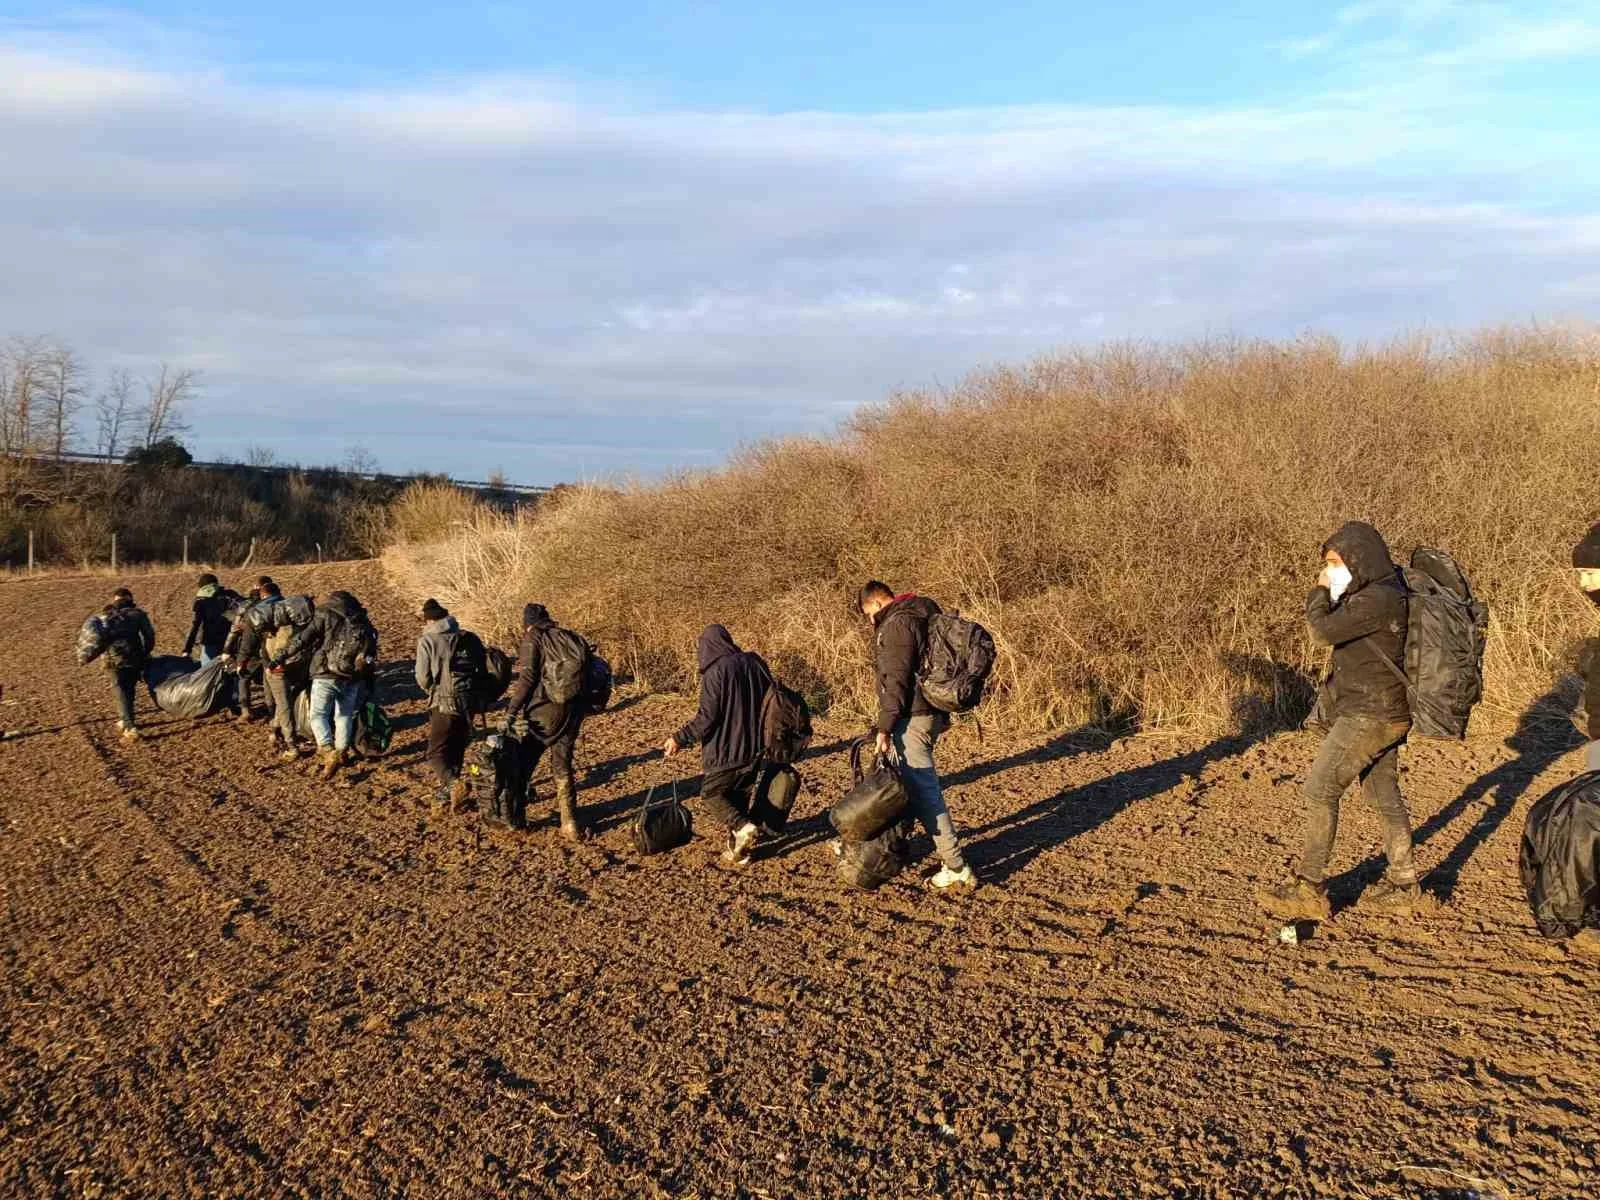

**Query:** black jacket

left=222, top=597, right=271, bottom=663
left=872, top=594, right=940, bottom=733
left=674, top=624, right=769, bottom=772
left=1307, top=521, right=1410, bottom=723
left=276, top=591, right=362, bottom=679
left=504, top=605, right=575, bottom=741
left=184, top=586, right=237, bottom=657
left=1577, top=637, right=1600, bottom=741
left=100, top=602, right=156, bottom=671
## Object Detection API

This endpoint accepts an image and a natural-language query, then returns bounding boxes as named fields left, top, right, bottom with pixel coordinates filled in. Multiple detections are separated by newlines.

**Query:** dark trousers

left=112, top=666, right=141, bottom=728
left=1299, top=716, right=1417, bottom=885
left=701, top=764, right=761, bottom=830
left=427, top=709, right=471, bottom=786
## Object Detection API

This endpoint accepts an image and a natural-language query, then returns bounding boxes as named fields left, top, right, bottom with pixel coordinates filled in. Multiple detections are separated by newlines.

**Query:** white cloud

left=0, top=30, right=1596, bottom=480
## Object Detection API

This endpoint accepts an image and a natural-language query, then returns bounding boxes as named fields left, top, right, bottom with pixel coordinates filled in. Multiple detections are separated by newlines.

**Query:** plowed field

left=2, top=563, right=1596, bottom=1198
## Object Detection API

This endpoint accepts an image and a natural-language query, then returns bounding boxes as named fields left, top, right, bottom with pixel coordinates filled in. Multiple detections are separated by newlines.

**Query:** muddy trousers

left=1298, top=716, right=1416, bottom=886
left=701, top=764, right=761, bottom=830
left=506, top=723, right=582, bottom=828
left=892, top=712, right=968, bottom=872
left=265, top=667, right=309, bottom=744
left=426, top=709, right=471, bottom=786
left=111, top=666, right=141, bottom=728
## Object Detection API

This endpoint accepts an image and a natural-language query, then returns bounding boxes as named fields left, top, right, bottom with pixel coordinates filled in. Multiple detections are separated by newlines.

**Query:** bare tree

left=244, top=443, right=278, bottom=468
left=343, top=445, right=380, bottom=477
left=95, top=368, right=136, bottom=461
left=141, top=363, right=197, bottom=448
left=40, top=342, right=86, bottom=457
left=2, top=336, right=50, bottom=455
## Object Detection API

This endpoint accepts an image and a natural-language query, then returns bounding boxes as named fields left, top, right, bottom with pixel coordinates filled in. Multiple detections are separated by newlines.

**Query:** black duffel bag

left=836, top=822, right=911, bottom=891
left=751, top=763, right=802, bottom=834
left=634, top=779, right=693, bottom=856
left=1521, top=771, right=1600, bottom=939
left=830, top=738, right=909, bottom=842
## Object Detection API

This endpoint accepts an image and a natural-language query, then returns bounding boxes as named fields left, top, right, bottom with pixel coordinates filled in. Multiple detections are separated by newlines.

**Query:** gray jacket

left=415, top=615, right=462, bottom=714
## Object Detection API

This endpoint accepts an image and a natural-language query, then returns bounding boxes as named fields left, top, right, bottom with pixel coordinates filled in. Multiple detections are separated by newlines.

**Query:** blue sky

left=1, top=2, right=1598, bottom=481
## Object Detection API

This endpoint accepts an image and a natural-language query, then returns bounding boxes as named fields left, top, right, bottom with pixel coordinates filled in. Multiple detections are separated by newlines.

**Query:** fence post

left=111, top=532, right=117, bottom=574
left=316, top=542, right=323, bottom=563
left=27, top=529, right=34, bottom=575
left=183, top=534, right=189, bottom=569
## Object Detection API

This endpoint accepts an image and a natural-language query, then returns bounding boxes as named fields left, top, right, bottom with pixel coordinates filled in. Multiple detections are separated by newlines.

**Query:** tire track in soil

left=3, top=563, right=1600, bottom=1197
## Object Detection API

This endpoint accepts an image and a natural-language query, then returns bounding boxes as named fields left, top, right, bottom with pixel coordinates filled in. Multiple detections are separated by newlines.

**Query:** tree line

left=0, top=335, right=196, bottom=462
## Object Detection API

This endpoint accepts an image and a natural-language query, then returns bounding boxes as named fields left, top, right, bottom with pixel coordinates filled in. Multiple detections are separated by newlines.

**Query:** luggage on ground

left=633, top=779, right=693, bottom=855
left=539, top=627, right=590, bottom=705
left=151, top=657, right=236, bottom=718
left=830, top=738, right=910, bottom=842
left=759, top=667, right=812, bottom=764
left=1520, top=771, right=1600, bottom=939
left=467, top=733, right=517, bottom=820
left=918, top=611, right=997, bottom=714
left=354, top=700, right=393, bottom=757
left=835, top=822, right=911, bottom=891
left=751, top=762, right=802, bottom=834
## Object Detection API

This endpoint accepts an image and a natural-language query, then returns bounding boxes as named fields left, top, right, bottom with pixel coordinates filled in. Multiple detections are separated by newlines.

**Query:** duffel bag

left=835, top=823, right=910, bottom=891
left=829, top=738, right=909, bottom=842
left=634, top=779, right=693, bottom=856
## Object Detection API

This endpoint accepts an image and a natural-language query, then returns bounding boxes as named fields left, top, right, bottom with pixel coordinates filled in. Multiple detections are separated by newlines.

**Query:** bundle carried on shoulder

left=1520, top=771, right=1600, bottom=939
left=75, top=614, right=109, bottom=665
left=830, top=738, right=910, bottom=842
left=76, top=608, right=148, bottom=668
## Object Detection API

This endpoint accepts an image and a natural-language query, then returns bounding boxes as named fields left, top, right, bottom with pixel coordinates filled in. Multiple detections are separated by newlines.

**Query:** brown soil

left=2, top=563, right=1596, bottom=1199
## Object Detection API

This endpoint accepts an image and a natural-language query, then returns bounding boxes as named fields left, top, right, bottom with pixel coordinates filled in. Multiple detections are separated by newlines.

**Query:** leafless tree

left=2, top=336, right=50, bottom=455
left=141, top=363, right=197, bottom=448
left=40, top=342, right=86, bottom=457
left=343, top=445, right=380, bottom=477
left=245, top=443, right=278, bottom=468
left=95, top=368, right=136, bottom=460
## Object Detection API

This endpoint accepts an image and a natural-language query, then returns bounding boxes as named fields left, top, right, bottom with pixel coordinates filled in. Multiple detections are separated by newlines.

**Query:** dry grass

left=382, top=481, right=486, bottom=548
left=389, top=327, right=1600, bottom=738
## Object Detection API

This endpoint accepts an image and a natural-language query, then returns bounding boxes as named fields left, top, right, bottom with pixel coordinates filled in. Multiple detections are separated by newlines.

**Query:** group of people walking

left=73, top=516, right=1600, bottom=912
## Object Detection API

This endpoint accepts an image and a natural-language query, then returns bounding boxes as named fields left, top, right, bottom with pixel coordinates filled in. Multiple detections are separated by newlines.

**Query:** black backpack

left=918, top=611, right=997, bottom=714
left=102, top=608, right=147, bottom=668
left=581, top=651, right=614, bottom=714
left=445, top=629, right=489, bottom=709
left=539, top=627, right=589, bottom=705
left=756, top=659, right=812, bottom=764
left=1370, top=548, right=1489, bottom=740
left=1520, top=772, right=1600, bottom=939
left=279, top=594, right=315, bottom=629
left=325, top=608, right=377, bottom=679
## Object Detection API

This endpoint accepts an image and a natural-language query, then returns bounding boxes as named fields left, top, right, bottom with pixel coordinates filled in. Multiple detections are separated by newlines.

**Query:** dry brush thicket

left=389, top=329, right=1600, bottom=738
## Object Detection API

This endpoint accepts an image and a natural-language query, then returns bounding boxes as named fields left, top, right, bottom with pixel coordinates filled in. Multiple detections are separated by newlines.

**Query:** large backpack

left=279, top=594, right=315, bottom=629
left=1370, top=548, right=1489, bottom=740
left=102, top=608, right=148, bottom=669
left=539, top=627, right=589, bottom=705
left=918, top=611, right=997, bottom=714
left=1520, top=772, right=1600, bottom=939
left=756, top=660, right=812, bottom=764
left=324, top=608, right=378, bottom=679
left=442, top=629, right=489, bottom=711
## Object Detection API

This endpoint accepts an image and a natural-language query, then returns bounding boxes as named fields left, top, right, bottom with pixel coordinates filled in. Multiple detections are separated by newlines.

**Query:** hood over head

left=696, top=623, right=741, bottom=672
left=1323, top=521, right=1396, bottom=592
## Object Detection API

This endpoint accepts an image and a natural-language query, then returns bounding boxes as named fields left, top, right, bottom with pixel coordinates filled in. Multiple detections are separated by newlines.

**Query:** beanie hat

left=1574, top=523, right=1600, bottom=569
left=420, top=598, right=448, bottom=622
left=197, top=572, right=219, bottom=588
left=523, top=603, right=551, bottom=628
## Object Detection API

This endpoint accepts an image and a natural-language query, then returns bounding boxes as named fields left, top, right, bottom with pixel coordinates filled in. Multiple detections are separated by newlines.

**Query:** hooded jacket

left=504, top=604, right=576, bottom=741
left=674, top=624, right=770, bottom=772
left=184, top=583, right=238, bottom=657
left=276, top=591, right=366, bottom=679
left=872, top=594, right=941, bottom=733
left=1307, top=521, right=1410, bottom=723
left=415, top=614, right=464, bottom=714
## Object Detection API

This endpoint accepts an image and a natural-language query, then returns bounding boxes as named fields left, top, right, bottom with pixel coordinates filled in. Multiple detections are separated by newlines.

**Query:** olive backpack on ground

left=830, top=739, right=910, bottom=842
left=751, top=763, right=802, bottom=834
left=467, top=734, right=518, bottom=823
left=633, top=779, right=693, bottom=855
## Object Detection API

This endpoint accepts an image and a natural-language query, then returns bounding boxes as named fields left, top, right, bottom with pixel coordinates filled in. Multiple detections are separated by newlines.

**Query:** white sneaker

left=929, top=864, right=976, bottom=890
left=721, top=822, right=760, bottom=867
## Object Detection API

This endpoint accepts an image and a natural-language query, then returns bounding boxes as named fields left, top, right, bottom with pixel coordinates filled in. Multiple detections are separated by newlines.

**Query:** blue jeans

left=891, top=712, right=966, bottom=871
left=309, top=677, right=363, bottom=752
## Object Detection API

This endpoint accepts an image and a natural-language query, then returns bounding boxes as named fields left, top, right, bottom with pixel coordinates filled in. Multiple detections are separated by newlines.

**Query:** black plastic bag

left=144, top=654, right=198, bottom=693
left=150, top=657, right=236, bottom=718
left=751, top=763, right=802, bottom=834
left=836, top=823, right=910, bottom=891
left=75, top=615, right=107, bottom=665
left=634, top=779, right=693, bottom=855
left=1521, top=771, right=1600, bottom=939
left=830, top=739, right=909, bottom=842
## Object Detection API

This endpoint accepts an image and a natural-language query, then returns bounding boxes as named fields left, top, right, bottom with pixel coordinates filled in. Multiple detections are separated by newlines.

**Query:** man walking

left=857, top=581, right=976, bottom=889
left=415, top=598, right=474, bottom=814
left=498, top=604, right=587, bottom=840
left=182, top=573, right=238, bottom=665
left=1261, top=521, right=1421, bottom=919
left=270, top=591, right=376, bottom=780
left=662, top=624, right=768, bottom=867
left=93, top=587, right=156, bottom=741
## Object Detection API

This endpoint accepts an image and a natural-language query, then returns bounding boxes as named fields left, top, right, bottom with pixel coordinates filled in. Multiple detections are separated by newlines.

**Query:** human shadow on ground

left=1327, top=678, right=1586, bottom=904
left=955, top=654, right=1316, bottom=887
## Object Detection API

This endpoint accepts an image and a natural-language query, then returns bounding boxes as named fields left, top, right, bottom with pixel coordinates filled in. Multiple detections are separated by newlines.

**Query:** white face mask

left=1326, top=564, right=1354, bottom=603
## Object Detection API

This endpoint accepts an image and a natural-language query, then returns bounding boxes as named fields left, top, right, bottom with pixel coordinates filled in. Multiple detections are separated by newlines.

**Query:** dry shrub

left=385, top=482, right=484, bottom=547
left=390, top=326, right=1600, bottom=737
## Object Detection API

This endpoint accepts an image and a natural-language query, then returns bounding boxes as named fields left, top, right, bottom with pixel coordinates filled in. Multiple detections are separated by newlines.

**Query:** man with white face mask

left=1571, top=524, right=1600, bottom=771
left=1261, top=520, right=1420, bottom=920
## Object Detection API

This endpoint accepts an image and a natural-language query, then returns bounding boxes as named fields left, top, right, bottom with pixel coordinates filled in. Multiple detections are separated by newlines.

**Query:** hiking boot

left=120, top=724, right=141, bottom=742
left=318, top=749, right=342, bottom=781
left=721, top=822, right=761, bottom=867
left=448, top=777, right=472, bottom=812
left=554, top=780, right=586, bottom=843
left=1359, top=879, right=1422, bottom=913
left=1257, top=876, right=1332, bottom=921
left=930, top=864, right=977, bottom=891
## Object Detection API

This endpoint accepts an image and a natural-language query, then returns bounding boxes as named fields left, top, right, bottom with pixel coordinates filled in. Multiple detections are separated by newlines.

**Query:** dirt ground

left=2, top=563, right=1597, bottom=1199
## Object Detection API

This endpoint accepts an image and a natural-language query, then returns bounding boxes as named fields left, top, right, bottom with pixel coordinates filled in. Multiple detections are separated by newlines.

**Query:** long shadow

left=1328, top=679, right=1585, bottom=902
left=958, top=655, right=1312, bottom=887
